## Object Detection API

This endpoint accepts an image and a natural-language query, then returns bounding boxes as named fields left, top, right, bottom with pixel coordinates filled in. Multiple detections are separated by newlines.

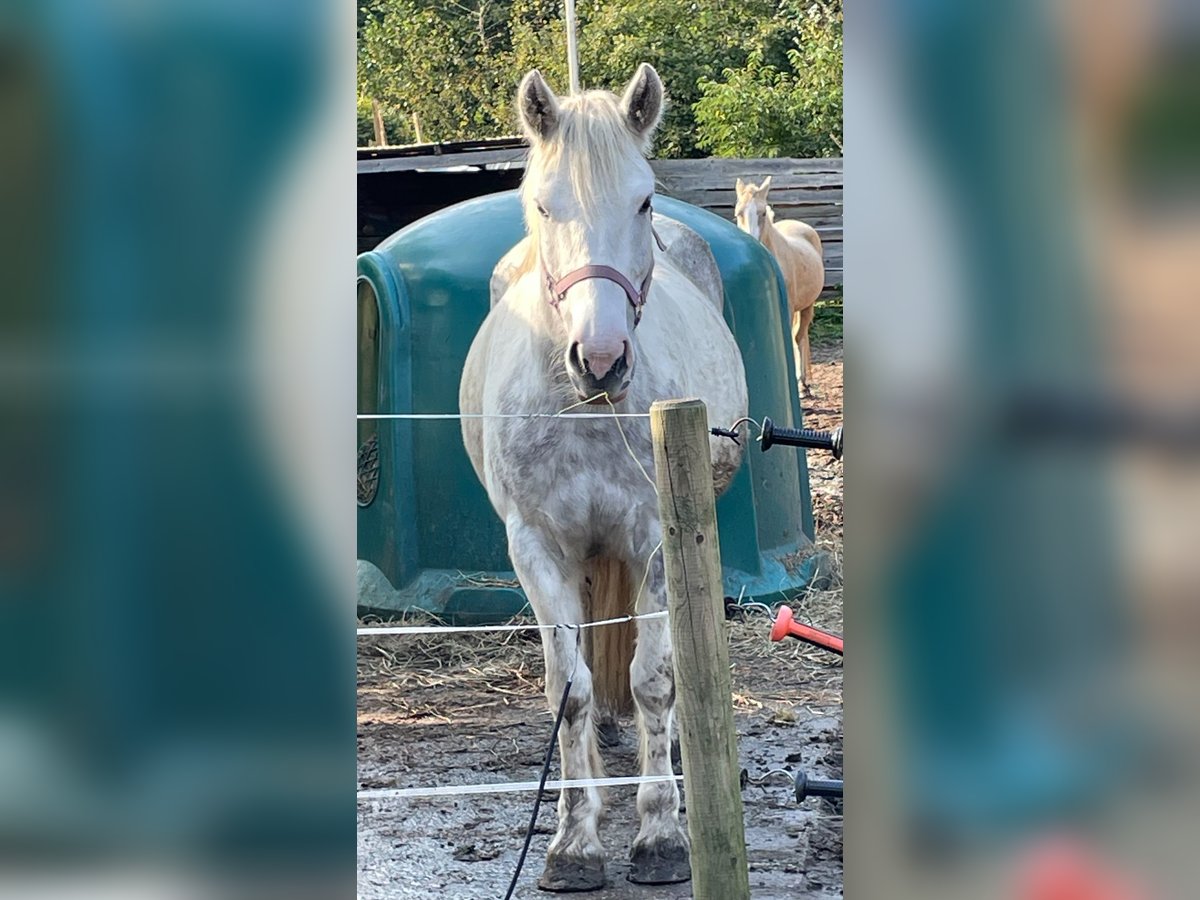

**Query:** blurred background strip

left=0, top=2, right=355, bottom=896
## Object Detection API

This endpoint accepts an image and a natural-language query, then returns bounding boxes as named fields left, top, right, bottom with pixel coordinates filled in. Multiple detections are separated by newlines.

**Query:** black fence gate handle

left=760, top=417, right=843, bottom=460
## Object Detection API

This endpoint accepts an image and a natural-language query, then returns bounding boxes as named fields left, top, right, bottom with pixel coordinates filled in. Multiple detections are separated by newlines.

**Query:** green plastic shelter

left=357, top=191, right=819, bottom=621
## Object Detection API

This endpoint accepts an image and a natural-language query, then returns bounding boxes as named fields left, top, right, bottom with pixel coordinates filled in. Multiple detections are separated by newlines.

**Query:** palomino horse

left=735, top=177, right=825, bottom=399
left=460, top=64, right=747, bottom=891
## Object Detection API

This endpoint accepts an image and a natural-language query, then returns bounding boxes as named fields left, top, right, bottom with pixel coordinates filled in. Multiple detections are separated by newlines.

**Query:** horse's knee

left=549, top=669, right=595, bottom=725
left=631, top=659, right=674, bottom=714
left=563, top=687, right=593, bottom=726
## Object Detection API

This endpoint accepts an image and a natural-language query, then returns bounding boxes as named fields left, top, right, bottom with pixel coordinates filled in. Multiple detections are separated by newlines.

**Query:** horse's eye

left=638, top=196, right=652, bottom=215
left=536, top=201, right=550, bottom=220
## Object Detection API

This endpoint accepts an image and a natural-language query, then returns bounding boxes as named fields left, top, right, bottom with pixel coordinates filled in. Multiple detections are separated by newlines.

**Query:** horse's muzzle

left=567, top=344, right=632, bottom=403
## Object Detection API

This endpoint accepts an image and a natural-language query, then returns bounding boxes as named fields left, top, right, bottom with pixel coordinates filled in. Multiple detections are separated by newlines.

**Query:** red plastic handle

left=770, top=605, right=844, bottom=655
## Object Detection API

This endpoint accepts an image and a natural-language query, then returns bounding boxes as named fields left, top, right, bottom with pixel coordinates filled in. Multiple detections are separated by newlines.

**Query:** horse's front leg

left=507, top=517, right=607, bottom=892
left=627, top=538, right=691, bottom=885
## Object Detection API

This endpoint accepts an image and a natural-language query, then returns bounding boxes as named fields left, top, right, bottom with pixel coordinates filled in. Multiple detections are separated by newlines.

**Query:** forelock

left=520, top=89, right=650, bottom=227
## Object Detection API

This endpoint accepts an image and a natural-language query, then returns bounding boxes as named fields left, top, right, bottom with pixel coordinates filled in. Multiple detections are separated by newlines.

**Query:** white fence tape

left=358, top=773, right=682, bottom=801
left=358, top=412, right=648, bottom=420
left=357, top=610, right=667, bottom=637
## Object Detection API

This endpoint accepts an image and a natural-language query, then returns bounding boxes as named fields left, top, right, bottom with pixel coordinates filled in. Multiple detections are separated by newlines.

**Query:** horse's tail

left=583, top=557, right=635, bottom=725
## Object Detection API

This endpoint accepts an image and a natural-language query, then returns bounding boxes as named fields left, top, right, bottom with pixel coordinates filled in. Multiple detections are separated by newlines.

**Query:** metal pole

left=564, top=0, right=580, bottom=93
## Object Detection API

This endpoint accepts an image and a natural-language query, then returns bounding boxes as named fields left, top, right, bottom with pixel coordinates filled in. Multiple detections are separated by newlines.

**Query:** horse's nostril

left=568, top=342, right=586, bottom=374
left=616, top=341, right=633, bottom=376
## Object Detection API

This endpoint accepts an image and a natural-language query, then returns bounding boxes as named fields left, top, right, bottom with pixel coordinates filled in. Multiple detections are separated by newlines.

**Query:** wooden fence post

left=650, top=398, right=751, bottom=900
left=370, top=98, right=388, bottom=147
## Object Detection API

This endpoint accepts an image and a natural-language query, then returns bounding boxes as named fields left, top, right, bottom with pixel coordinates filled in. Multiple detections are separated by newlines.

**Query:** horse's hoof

left=597, top=720, right=621, bottom=748
left=537, top=853, right=607, bottom=892
left=628, top=835, right=691, bottom=885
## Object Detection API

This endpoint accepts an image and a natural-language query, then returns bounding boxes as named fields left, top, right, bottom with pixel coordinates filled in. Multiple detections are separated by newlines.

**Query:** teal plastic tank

left=357, top=191, right=818, bottom=620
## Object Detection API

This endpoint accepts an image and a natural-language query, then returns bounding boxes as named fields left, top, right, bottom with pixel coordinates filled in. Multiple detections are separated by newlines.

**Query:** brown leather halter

left=543, top=222, right=668, bottom=328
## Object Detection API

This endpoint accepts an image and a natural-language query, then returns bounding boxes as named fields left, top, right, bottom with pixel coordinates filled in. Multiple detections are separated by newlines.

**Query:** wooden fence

left=650, top=157, right=843, bottom=290
left=358, top=143, right=843, bottom=289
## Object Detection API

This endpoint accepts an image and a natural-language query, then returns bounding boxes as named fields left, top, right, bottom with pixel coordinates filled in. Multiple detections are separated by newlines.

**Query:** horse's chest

left=487, top=421, right=654, bottom=531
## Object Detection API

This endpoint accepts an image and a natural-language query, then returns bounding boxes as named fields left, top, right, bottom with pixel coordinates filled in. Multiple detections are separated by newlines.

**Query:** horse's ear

left=735, top=177, right=746, bottom=194
left=759, top=176, right=772, bottom=196
left=518, top=69, right=559, bottom=143
left=620, top=63, right=664, bottom=146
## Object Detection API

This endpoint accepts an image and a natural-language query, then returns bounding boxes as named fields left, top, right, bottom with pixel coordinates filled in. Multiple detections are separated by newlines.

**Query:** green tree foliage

left=694, top=0, right=842, bottom=157
left=573, top=0, right=777, bottom=158
left=357, top=0, right=841, bottom=158
left=357, top=95, right=378, bottom=146
left=359, top=0, right=516, bottom=142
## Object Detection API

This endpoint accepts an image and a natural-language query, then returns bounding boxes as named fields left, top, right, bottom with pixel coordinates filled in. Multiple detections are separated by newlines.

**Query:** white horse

left=735, top=177, right=825, bottom=399
left=460, top=65, right=747, bottom=891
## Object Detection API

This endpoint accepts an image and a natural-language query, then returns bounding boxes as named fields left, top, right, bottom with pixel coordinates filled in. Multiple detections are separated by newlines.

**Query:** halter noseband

left=542, top=221, right=668, bottom=328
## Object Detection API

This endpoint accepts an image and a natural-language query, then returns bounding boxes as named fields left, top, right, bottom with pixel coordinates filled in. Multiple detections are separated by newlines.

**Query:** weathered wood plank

left=700, top=198, right=841, bottom=211
left=654, top=173, right=844, bottom=193
left=666, top=189, right=843, bottom=207
left=699, top=204, right=843, bottom=222
left=669, top=180, right=842, bottom=195
left=358, top=152, right=841, bottom=176
left=750, top=216, right=843, bottom=232
left=359, top=150, right=842, bottom=178
left=652, top=157, right=842, bottom=176
left=357, top=146, right=529, bottom=172
left=358, top=135, right=526, bottom=157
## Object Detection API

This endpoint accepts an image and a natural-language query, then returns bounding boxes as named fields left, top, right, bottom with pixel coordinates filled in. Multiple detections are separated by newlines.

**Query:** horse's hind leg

left=798, top=303, right=816, bottom=400
left=628, top=545, right=691, bottom=885
left=791, top=308, right=806, bottom=395
left=507, top=519, right=607, bottom=892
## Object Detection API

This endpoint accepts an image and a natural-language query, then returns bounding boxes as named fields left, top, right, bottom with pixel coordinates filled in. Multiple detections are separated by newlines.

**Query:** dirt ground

left=358, top=339, right=844, bottom=899
left=803, top=341, right=844, bottom=542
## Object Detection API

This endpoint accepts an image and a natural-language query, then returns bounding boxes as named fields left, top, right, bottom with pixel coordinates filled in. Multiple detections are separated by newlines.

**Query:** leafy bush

left=574, top=0, right=778, bottom=158
left=358, top=95, right=378, bottom=146
left=357, top=0, right=842, bottom=159
left=694, top=0, right=842, bottom=157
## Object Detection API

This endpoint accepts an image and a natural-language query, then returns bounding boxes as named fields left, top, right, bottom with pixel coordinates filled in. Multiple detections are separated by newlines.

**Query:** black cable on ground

left=503, top=629, right=578, bottom=900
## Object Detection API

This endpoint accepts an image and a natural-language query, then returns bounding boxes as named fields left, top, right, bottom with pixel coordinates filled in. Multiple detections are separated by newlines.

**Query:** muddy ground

left=358, top=340, right=844, bottom=899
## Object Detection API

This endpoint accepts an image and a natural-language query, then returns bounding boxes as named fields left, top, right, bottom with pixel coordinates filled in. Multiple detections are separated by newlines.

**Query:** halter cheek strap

left=543, top=223, right=668, bottom=328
